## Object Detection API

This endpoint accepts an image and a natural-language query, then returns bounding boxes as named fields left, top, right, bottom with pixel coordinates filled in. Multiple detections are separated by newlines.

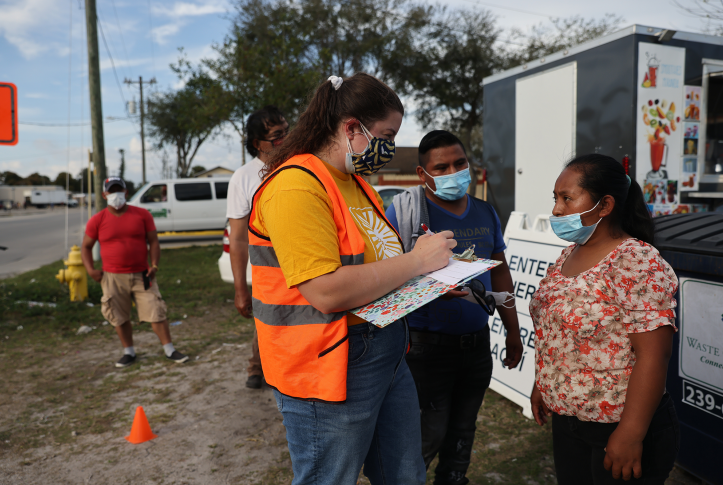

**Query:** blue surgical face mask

left=549, top=200, right=602, bottom=245
left=423, top=167, right=471, bottom=201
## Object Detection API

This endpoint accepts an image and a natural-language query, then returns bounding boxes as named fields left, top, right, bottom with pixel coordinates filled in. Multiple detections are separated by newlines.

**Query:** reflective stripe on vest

left=247, top=154, right=402, bottom=403
left=250, top=245, right=365, bottom=269
left=251, top=297, right=345, bottom=326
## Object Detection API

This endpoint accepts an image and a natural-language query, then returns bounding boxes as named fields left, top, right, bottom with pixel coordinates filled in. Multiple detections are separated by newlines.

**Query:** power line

left=109, top=0, right=133, bottom=80
left=147, top=0, right=157, bottom=79
left=96, top=14, right=127, bottom=107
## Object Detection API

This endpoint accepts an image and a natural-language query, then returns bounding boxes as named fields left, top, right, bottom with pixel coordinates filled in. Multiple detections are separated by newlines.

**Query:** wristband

left=151, top=264, right=158, bottom=270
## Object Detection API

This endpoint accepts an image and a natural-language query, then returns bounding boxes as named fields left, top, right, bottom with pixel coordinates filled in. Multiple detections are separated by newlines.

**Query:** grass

left=0, top=244, right=256, bottom=455
left=0, top=244, right=232, bottom=337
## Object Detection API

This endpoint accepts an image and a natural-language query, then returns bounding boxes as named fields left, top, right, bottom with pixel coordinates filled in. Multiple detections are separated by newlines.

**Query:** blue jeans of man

left=273, top=319, right=426, bottom=485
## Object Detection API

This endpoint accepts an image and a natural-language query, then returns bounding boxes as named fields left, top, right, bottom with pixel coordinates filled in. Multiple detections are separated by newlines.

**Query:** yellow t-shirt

left=251, top=157, right=403, bottom=325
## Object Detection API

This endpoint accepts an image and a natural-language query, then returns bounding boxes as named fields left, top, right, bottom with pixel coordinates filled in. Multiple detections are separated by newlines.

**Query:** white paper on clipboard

left=424, top=258, right=499, bottom=286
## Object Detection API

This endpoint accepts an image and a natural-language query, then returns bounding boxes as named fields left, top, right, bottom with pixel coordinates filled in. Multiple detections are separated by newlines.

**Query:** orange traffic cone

left=125, top=406, right=158, bottom=444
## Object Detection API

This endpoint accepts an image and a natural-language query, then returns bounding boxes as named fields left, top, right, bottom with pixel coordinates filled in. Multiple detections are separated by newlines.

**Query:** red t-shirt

left=85, top=206, right=157, bottom=273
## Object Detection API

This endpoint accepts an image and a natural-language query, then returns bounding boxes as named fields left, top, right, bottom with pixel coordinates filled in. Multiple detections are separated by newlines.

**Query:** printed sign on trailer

left=679, top=278, right=723, bottom=394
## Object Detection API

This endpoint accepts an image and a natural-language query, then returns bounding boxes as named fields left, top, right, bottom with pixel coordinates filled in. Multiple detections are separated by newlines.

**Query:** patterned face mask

left=344, top=123, right=396, bottom=175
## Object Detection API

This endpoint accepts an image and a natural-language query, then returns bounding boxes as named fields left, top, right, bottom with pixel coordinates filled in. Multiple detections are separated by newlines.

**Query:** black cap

left=104, top=177, right=126, bottom=192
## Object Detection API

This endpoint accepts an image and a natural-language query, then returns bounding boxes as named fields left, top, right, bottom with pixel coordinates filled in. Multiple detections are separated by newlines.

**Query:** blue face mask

left=549, top=200, right=602, bottom=245
left=424, top=167, right=471, bottom=201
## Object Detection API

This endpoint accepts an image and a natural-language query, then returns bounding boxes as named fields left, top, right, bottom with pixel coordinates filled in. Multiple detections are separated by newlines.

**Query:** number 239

left=686, top=386, right=716, bottom=411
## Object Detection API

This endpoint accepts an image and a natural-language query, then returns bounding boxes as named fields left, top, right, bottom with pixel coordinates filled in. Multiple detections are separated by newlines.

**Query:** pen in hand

left=421, top=223, right=434, bottom=236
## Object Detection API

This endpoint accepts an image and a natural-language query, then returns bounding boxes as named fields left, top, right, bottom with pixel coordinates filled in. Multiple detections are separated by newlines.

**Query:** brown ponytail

left=263, top=72, right=404, bottom=177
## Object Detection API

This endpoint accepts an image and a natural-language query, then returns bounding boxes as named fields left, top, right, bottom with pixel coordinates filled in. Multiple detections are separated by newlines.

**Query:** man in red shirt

left=81, top=177, right=188, bottom=367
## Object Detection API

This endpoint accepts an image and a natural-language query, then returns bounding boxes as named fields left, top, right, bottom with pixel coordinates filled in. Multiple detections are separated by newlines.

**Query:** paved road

left=0, top=209, right=222, bottom=279
left=0, top=209, right=86, bottom=278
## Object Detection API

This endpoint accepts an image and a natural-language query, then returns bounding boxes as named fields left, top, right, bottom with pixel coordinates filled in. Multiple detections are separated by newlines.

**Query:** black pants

left=406, top=326, right=493, bottom=485
left=552, top=393, right=679, bottom=485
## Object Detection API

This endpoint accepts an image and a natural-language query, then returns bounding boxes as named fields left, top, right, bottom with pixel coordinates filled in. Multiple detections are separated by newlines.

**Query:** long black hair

left=565, top=154, right=655, bottom=245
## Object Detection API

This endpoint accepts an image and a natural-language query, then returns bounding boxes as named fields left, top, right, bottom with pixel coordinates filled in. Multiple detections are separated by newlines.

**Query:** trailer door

left=515, top=62, right=577, bottom=222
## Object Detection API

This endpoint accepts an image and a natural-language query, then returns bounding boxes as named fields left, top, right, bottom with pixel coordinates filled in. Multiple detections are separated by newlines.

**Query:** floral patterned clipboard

left=350, top=259, right=501, bottom=328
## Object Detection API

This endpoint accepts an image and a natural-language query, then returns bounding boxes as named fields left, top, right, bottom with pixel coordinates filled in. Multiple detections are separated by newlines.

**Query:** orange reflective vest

left=248, top=154, right=401, bottom=402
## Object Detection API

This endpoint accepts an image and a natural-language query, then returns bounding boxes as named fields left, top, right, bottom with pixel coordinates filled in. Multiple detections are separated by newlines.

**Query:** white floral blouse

left=530, top=239, right=678, bottom=423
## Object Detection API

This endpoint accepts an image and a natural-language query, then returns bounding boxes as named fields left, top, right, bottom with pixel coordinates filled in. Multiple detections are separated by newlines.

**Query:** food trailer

left=481, top=25, right=723, bottom=483
left=483, top=24, right=723, bottom=225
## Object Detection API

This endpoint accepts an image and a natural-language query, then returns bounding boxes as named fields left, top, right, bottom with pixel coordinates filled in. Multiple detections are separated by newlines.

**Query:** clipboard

left=350, top=259, right=501, bottom=328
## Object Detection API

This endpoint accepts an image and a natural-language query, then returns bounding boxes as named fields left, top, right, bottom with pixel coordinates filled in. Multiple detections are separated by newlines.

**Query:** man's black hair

left=418, top=130, right=466, bottom=167
left=246, top=106, right=286, bottom=158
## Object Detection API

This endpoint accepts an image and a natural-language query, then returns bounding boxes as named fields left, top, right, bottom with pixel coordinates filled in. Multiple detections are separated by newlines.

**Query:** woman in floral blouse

left=530, top=154, right=679, bottom=484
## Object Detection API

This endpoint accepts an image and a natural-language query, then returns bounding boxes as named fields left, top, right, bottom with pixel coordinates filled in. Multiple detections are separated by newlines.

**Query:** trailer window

left=703, top=74, right=723, bottom=176
left=214, top=182, right=228, bottom=199
left=140, top=184, right=168, bottom=203
left=175, top=183, right=212, bottom=201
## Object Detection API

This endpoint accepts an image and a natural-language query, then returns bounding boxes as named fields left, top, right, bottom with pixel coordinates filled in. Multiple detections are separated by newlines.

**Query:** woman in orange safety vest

left=248, top=73, right=457, bottom=485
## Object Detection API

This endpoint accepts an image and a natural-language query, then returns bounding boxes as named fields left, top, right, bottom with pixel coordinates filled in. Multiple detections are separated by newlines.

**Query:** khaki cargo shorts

left=100, top=272, right=167, bottom=327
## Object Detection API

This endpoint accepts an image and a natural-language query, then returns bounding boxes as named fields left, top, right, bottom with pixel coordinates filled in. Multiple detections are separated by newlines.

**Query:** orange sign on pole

left=0, top=82, right=18, bottom=146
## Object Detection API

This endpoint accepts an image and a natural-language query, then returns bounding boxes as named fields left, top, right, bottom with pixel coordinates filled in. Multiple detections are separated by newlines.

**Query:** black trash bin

left=655, top=213, right=723, bottom=485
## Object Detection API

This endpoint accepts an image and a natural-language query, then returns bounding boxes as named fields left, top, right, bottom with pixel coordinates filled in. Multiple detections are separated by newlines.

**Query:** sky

left=0, top=0, right=712, bottom=187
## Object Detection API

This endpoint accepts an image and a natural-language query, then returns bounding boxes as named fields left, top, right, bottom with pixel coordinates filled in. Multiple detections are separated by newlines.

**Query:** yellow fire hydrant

left=56, top=245, right=88, bottom=302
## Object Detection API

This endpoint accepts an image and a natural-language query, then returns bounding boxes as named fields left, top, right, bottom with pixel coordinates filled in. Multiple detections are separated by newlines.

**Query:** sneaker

left=246, top=375, right=263, bottom=389
left=166, top=350, right=189, bottom=363
left=116, top=354, right=136, bottom=368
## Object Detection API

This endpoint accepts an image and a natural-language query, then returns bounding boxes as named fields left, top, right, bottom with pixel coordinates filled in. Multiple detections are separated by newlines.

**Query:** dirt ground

left=0, top=242, right=707, bottom=485
left=0, top=305, right=292, bottom=485
left=0, top=311, right=704, bottom=485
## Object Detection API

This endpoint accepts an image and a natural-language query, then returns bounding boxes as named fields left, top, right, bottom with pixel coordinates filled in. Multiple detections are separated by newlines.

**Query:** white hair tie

left=328, top=75, right=343, bottom=91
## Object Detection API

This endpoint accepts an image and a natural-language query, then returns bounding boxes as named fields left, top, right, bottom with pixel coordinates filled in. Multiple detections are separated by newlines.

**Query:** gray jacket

left=391, top=185, right=430, bottom=253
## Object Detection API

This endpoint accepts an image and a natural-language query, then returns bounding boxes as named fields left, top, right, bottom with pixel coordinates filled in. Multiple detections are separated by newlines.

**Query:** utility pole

left=124, top=76, right=156, bottom=185
left=88, top=150, right=93, bottom=220
left=119, top=148, right=126, bottom=180
left=85, top=0, right=107, bottom=211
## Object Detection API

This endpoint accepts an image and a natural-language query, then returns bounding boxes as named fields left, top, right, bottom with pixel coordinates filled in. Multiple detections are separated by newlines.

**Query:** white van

left=128, top=177, right=231, bottom=232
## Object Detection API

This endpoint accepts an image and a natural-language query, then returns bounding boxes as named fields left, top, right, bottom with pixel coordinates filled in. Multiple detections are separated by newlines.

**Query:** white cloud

left=99, top=57, right=153, bottom=72
left=152, top=1, right=228, bottom=18
left=0, top=161, right=23, bottom=172
left=150, top=1, right=228, bottom=45
left=129, top=135, right=143, bottom=155
left=152, top=22, right=186, bottom=45
left=0, top=0, right=76, bottom=59
left=25, top=93, right=49, bottom=99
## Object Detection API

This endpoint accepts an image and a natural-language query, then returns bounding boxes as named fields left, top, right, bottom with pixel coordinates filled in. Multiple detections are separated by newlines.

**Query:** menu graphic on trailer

left=635, top=43, right=686, bottom=217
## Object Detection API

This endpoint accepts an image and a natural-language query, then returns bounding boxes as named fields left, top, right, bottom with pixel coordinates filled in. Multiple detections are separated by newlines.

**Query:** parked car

left=128, top=177, right=231, bottom=232
left=373, top=185, right=408, bottom=211
left=217, top=184, right=414, bottom=285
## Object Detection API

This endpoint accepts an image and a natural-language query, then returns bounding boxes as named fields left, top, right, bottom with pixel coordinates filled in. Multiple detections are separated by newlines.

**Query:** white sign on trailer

left=491, top=212, right=569, bottom=418
left=678, top=278, right=723, bottom=394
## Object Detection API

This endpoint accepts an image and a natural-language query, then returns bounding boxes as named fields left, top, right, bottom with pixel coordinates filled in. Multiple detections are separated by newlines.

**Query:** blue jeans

left=273, top=319, right=426, bottom=485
